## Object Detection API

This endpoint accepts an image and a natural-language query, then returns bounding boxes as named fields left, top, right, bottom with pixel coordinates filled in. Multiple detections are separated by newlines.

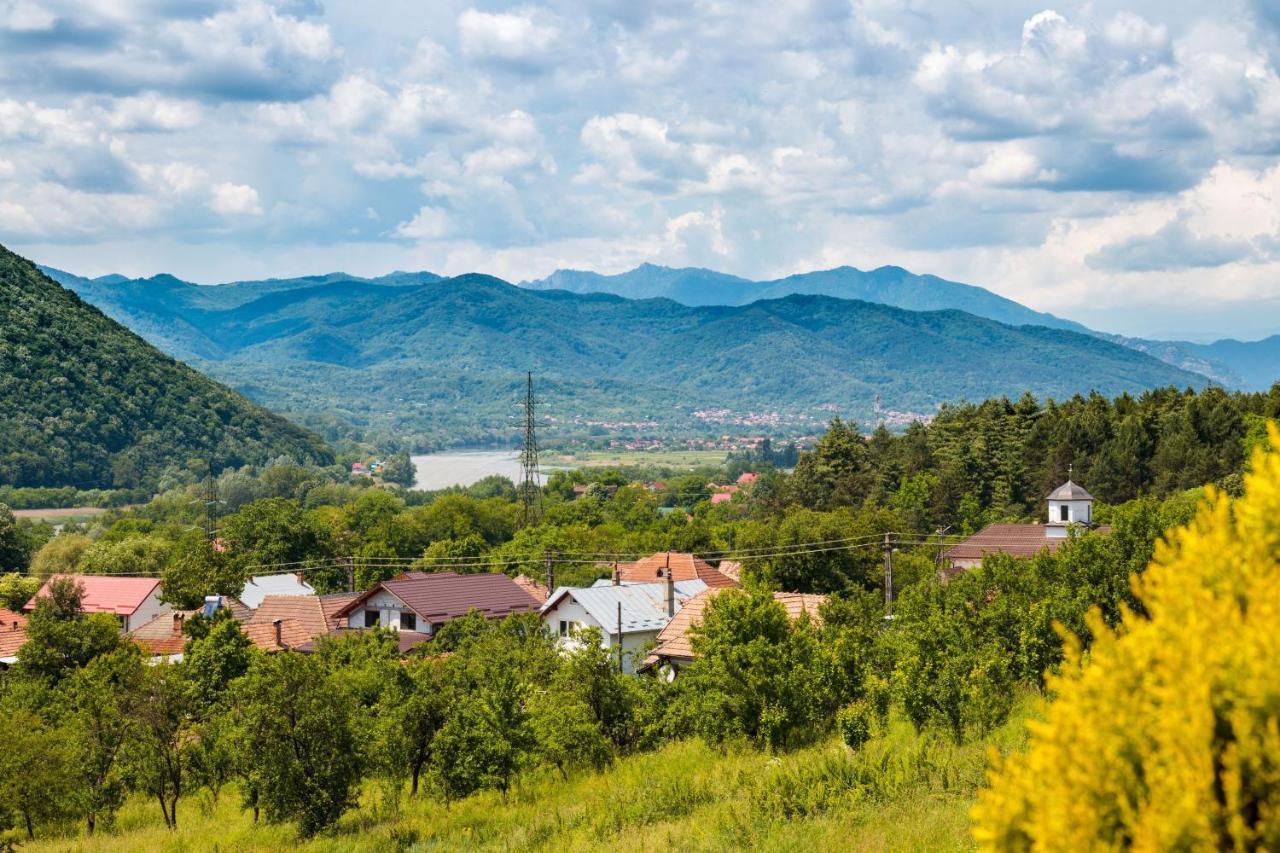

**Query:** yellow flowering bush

left=972, top=425, right=1280, bottom=850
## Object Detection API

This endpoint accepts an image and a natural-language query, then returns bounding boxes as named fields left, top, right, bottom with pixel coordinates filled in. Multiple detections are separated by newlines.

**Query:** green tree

left=160, top=530, right=246, bottom=609
left=0, top=572, right=39, bottom=611
left=0, top=503, right=30, bottom=572
left=29, top=533, right=93, bottom=578
left=18, top=576, right=124, bottom=683
left=123, top=661, right=192, bottom=829
left=0, top=709, right=75, bottom=839
left=233, top=652, right=360, bottom=836
left=380, top=451, right=415, bottom=487
left=182, top=613, right=255, bottom=712
left=220, top=497, right=327, bottom=573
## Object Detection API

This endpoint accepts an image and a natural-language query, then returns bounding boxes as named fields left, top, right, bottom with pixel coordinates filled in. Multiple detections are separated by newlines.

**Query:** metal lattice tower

left=519, top=372, right=543, bottom=526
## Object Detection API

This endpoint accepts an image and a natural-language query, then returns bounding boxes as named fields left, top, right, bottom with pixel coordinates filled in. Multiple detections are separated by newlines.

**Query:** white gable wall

left=124, top=590, right=169, bottom=634
left=356, top=589, right=427, bottom=633
left=541, top=595, right=658, bottom=674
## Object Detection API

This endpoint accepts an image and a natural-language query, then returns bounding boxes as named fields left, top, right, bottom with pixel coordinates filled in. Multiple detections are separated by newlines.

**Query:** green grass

left=25, top=703, right=1034, bottom=852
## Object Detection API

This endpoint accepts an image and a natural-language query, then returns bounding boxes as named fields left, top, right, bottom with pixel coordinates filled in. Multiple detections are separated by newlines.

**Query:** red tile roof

left=249, top=595, right=331, bottom=642
left=319, top=593, right=360, bottom=629
left=643, top=589, right=826, bottom=667
left=26, top=575, right=161, bottom=616
left=944, top=523, right=1111, bottom=563
left=128, top=597, right=253, bottom=657
left=0, top=608, right=27, bottom=629
left=512, top=574, right=550, bottom=603
left=241, top=618, right=312, bottom=652
left=615, top=553, right=739, bottom=590
left=0, top=619, right=27, bottom=662
left=333, top=572, right=540, bottom=625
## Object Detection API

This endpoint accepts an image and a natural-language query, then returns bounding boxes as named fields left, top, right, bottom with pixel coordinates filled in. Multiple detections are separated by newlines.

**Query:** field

left=543, top=449, right=729, bottom=470
left=24, top=701, right=1035, bottom=852
left=10, top=506, right=114, bottom=522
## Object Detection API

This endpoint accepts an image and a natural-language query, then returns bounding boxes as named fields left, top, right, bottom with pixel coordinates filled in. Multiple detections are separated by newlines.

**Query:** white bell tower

left=1046, top=470, right=1094, bottom=537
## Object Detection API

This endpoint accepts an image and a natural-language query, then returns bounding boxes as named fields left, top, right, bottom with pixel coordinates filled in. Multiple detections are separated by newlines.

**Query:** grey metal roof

left=1047, top=480, right=1094, bottom=501
left=240, top=574, right=316, bottom=609
left=542, top=580, right=706, bottom=634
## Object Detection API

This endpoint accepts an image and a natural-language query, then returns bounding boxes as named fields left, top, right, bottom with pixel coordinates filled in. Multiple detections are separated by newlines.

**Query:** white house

left=1046, top=479, right=1094, bottom=536
left=945, top=478, right=1104, bottom=571
left=239, top=573, right=316, bottom=609
left=540, top=580, right=706, bottom=674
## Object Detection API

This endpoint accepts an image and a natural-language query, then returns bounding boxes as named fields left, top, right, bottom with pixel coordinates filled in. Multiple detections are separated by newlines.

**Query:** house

left=128, top=595, right=252, bottom=660
left=736, top=472, right=759, bottom=486
left=540, top=579, right=707, bottom=673
left=613, top=552, right=740, bottom=589
left=710, top=492, right=734, bottom=505
left=0, top=610, right=28, bottom=667
left=241, top=618, right=314, bottom=652
left=331, top=572, right=540, bottom=636
left=351, top=462, right=367, bottom=474
left=642, top=588, right=826, bottom=676
left=944, top=479, right=1110, bottom=572
left=25, top=575, right=169, bottom=633
left=239, top=573, right=316, bottom=609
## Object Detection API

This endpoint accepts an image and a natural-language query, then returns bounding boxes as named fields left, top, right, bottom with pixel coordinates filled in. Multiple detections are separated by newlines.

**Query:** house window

left=1059, top=505, right=1069, bottom=522
left=364, top=610, right=380, bottom=628
left=559, top=620, right=568, bottom=637
left=400, top=611, right=417, bottom=631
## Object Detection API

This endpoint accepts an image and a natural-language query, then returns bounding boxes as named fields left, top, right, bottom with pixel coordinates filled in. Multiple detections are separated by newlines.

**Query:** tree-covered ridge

left=0, top=245, right=333, bottom=489
left=54, top=263, right=1208, bottom=449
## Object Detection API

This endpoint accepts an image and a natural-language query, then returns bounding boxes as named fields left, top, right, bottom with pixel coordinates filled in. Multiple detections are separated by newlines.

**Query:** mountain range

left=37, top=261, right=1210, bottom=451
left=520, top=264, right=1278, bottom=390
left=0, top=246, right=332, bottom=490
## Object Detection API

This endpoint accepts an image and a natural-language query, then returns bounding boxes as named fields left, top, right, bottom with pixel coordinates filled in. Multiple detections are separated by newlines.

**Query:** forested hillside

left=0, top=246, right=333, bottom=490
left=50, top=267, right=1207, bottom=449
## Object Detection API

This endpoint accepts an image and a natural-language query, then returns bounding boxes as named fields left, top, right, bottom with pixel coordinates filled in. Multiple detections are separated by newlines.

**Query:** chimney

left=10, top=620, right=16, bottom=632
left=172, top=612, right=185, bottom=636
left=665, top=553, right=674, bottom=617
left=612, top=561, right=620, bottom=586
left=272, top=618, right=283, bottom=648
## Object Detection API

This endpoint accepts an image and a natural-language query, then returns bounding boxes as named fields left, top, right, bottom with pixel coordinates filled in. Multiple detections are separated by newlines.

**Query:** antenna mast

left=519, top=372, right=543, bottom=527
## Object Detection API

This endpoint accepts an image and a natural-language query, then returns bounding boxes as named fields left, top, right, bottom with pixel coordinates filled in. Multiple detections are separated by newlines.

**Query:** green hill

left=0, top=245, right=333, bottom=489
left=41, top=264, right=1207, bottom=448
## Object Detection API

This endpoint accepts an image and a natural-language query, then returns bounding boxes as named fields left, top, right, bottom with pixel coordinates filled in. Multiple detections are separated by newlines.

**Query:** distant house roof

left=294, top=628, right=432, bottom=655
left=25, top=575, right=161, bottom=617
left=643, top=589, right=826, bottom=667
left=1047, top=480, right=1094, bottom=501
left=944, top=523, right=1111, bottom=563
left=318, top=592, right=360, bottom=629
left=710, top=492, right=733, bottom=505
left=615, top=553, right=739, bottom=589
left=716, top=561, right=742, bottom=583
left=0, top=619, right=27, bottom=664
left=333, top=572, right=541, bottom=624
left=128, top=596, right=253, bottom=657
left=239, top=573, right=316, bottom=609
left=0, top=608, right=27, bottom=630
left=736, top=472, right=759, bottom=485
left=543, top=580, right=707, bottom=634
left=248, top=595, right=331, bottom=642
left=242, top=618, right=312, bottom=652
left=512, top=574, right=550, bottom=603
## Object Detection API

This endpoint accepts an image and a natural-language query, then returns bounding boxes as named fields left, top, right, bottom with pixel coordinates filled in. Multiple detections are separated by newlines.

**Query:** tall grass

left=25, top=697, right=1035, bottom=852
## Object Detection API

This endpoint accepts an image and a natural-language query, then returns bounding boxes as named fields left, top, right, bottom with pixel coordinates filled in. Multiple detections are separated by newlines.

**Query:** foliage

left=0, top=573, right=38, bottom=611
left=17, top=577, right=124, bottom=684
left=0, top=245, right=333, bottom=490
left=160, top=531, right=244, bottom=608
left=973, top=426, right=1280, bottom=849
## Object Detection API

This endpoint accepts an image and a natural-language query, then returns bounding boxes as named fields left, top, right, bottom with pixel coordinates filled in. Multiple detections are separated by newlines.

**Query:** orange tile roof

left=643, top=588, right=826, bottom=667
left=512, top=574, right=549, bottom=603
left=0, top=620, right=27, bottom=661
left=241, top=618, right=312, bottom=652
left=615, top=553, right=739, bottom=590
left=248, top=595, right=330, bottom=642
left=27, top=575, right=160, bottom=616
left=318, top=593, right=360, bottom=629
left=128, top=611, right=190, bottom=656
left=944, top=523, right=1111, bottom=563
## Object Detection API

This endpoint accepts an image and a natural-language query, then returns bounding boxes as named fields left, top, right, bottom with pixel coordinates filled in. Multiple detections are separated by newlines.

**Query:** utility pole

left=345, top=556, right=355, bottom=594
left=543, top=549, right=555, bottom=592
left=935, top=525, right=952, bottom=584
left=519, top=372, right=543, bottom=527
left=883, top=532, right=894, bottom=609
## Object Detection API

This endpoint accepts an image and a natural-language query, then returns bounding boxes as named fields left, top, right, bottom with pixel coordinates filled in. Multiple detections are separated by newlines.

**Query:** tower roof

left=1047, top=480, right=1094, bottom=501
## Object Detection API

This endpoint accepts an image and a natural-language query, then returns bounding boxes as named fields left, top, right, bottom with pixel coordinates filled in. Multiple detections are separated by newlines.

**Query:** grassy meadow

left=25, top=700, right=1035, bottom=852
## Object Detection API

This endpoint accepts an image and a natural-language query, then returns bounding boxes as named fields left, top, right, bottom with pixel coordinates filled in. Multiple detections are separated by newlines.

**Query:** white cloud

left=210, top=182, right=262, bottom=215
left=395, top=205, right=452, bottom=240
left=457, top=9, right=558, bottom=64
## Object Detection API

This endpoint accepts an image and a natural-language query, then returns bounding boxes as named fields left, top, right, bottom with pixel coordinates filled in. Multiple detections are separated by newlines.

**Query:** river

left=411, top=450, right=528, bottom=491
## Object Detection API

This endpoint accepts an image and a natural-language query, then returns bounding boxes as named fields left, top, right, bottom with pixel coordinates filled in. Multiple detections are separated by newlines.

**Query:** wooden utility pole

left=883, top=533, right=894, bottom=608
left=345, top=556, right=355, bottom=593
left=544, top=550, right=555, bottom=592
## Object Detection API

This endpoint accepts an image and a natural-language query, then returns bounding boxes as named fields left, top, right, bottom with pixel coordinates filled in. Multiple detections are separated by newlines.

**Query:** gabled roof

left=512, top=574, right=550, bottom=603
left=1047, top=480, right=1094, bottom=501
left=241, top=618, right=312, bottom=652
left=0, top=608, right=27, bottom=629
left=944, top=523, right=1111, bottom=562
left=25, top=575, right=161, bottom=616
left=614, top=553, right=739, bottom=589
left=239, top=573, right=316, bottom=609
left=318, top=592, right=360, bottom=629
left=129, top=596, right=253, bottom=657
left=333, top=572, right=540, bottom=624
left=0, top=619, right=27, bottom=663
left=643, top=589, right=827, bottom=667
left=249, top=595, right=330, bottom=641
left=543, top=580, right=707, bottom=634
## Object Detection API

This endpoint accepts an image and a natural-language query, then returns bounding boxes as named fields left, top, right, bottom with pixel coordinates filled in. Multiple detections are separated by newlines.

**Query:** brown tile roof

left=242, top=618, right=312, bottom=652
left=0, top=608, right=27, bottom=629
left=643, top=588, right=826, bottom=667
left=127, top=597, right=253, bottom=657
left=512, top=574, right=549, bottom=603
left=249, top=595, right=331, bottom=641
left=944, top=523, right=1111, bottom=563
left=715, top=561, right=742, bottom=583
left=294, top=628, right=432, bottom=655
left=615, top=553, right=739, bottom=590
left=334, top=572, right=540, bottom=625
left=0, top=620, right=27, bottom=662
left=319, top=593, right=360, bottom=629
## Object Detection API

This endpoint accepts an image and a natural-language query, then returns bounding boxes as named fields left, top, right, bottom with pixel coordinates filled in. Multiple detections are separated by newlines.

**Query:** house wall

left=356, top=590, right=427, bottom=633
left=125, top=591, right=170, bottom=634
left=541, top=597, right=658, bottom=674
left=1048, top=498, right=1092, bottom=525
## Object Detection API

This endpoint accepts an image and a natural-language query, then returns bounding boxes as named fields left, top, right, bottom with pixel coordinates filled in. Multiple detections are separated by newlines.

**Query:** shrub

left=973, top=425, right=1280, bottom=849
left=837, top=702, right=873, bottom=751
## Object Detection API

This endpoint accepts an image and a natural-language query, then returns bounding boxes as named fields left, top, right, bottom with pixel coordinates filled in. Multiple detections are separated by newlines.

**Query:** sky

left=3, top=1, right=1280, bottom=340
